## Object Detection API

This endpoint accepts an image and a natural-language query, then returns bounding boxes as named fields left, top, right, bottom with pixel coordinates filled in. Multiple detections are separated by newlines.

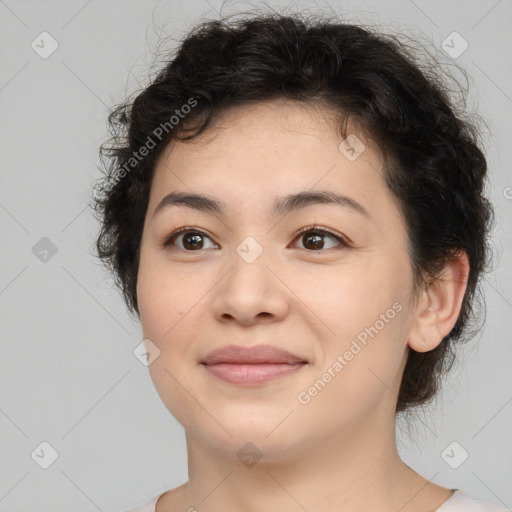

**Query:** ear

left=408, top=251, right=470, bottom=353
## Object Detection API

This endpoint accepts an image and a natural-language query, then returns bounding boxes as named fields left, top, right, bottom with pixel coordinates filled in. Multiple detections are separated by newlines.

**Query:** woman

left=93, top=12, right=506, bottom=512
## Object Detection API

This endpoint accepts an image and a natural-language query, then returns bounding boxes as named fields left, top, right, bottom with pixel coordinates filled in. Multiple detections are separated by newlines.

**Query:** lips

left=201, top=344, right=308, bottom=385
left=201, top=344, right=307, bottom=365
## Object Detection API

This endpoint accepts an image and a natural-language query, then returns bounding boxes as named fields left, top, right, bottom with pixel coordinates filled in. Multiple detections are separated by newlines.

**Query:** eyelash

left=162, top=224, right=350, bottom=252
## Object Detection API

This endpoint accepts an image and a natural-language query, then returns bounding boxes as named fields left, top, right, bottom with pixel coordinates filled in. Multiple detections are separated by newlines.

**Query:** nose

left=211, top=250, right=289, bottom=326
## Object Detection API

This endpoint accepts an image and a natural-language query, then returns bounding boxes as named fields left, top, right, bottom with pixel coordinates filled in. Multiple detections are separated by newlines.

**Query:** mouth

left=200, top=344, right=308, bottom=386
left=202, top=362, right=307, bottom=385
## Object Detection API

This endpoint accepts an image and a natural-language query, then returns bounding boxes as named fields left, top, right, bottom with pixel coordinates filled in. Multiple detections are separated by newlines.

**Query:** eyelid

left=162, top=226, right=219, bottom=249
left=290, top=224, right=351, bottom=249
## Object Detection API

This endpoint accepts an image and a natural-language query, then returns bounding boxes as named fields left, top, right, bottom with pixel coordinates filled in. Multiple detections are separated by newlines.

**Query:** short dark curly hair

left=92, top=12, right=494, bottom=414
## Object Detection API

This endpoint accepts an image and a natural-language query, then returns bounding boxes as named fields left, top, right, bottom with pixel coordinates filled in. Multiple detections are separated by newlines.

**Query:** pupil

left=304, top=232, right=323, bottom=250
left=183, top=232, right=203, bottom=250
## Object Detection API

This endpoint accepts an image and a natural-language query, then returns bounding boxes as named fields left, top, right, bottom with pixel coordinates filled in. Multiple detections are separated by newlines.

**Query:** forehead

left=151, top=100, right=385, bottom=204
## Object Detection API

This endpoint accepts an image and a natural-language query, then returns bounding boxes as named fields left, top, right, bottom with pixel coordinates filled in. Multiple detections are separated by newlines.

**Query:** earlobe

left=408, top=251, right=470, bottom=353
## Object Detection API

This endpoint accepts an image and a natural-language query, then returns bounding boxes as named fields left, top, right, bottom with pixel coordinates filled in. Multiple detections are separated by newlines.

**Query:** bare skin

left=136, top=99, right=468, bottom=512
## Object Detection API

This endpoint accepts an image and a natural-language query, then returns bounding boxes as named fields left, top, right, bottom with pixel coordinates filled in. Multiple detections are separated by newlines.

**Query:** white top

left=124, top=489, right=510, bottom=512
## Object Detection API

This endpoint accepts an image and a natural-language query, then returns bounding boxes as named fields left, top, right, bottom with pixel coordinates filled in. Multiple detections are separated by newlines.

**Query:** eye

left=163, top=225, right=349, bottom=252
left=163, top=228, right=218, bottom=251
left=291, top=225, right=349, bottom=251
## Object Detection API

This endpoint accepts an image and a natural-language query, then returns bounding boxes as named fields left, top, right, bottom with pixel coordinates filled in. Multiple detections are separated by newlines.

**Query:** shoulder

left=124, top=493, right=163, bottom=512
left=439, top=490, right=510, bottom=512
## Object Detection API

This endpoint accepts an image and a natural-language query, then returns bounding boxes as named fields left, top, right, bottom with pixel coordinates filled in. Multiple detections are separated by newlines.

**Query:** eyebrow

left=153, top=190, right=370, bottom=219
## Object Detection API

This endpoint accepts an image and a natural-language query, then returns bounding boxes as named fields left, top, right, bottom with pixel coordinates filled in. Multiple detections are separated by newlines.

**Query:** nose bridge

left=211, top=232, right=288, bottom=324
left=228, top=232, right=273, bottom=300
left=235, top=233, right=267, bottom=266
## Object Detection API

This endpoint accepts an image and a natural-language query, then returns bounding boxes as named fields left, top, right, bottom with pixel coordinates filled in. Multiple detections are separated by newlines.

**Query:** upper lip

left=201, top=344, right=307, bottom=365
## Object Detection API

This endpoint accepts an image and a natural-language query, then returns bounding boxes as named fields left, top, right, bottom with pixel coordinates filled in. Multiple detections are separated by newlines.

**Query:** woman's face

left=137, top=100, right=418, bottom=459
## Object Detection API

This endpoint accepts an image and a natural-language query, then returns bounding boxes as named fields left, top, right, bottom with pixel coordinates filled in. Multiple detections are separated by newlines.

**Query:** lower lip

left=202, top=363, right=306, bottom=385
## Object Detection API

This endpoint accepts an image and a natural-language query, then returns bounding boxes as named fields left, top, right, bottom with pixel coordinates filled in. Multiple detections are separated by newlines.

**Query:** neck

left=167, top=409, right=450, bottom=512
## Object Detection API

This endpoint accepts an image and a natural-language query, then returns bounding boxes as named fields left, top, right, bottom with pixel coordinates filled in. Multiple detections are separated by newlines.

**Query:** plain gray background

left=1, top=0, right=511, bottom=510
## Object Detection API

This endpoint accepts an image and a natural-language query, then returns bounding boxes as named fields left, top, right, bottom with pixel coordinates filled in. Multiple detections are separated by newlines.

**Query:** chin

left=194, top=416, right=309, bottom=460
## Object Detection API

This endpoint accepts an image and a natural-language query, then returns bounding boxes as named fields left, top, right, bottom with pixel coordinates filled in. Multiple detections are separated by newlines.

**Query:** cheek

left=137, top=256, right=194, bottom=339
left=137, top=259, right=208, bottom=425
left=294, top=256, right=409, bottom=339
left=296, top=285, right=409, bottom=428
left=298, top=257, right=411, bottom=391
